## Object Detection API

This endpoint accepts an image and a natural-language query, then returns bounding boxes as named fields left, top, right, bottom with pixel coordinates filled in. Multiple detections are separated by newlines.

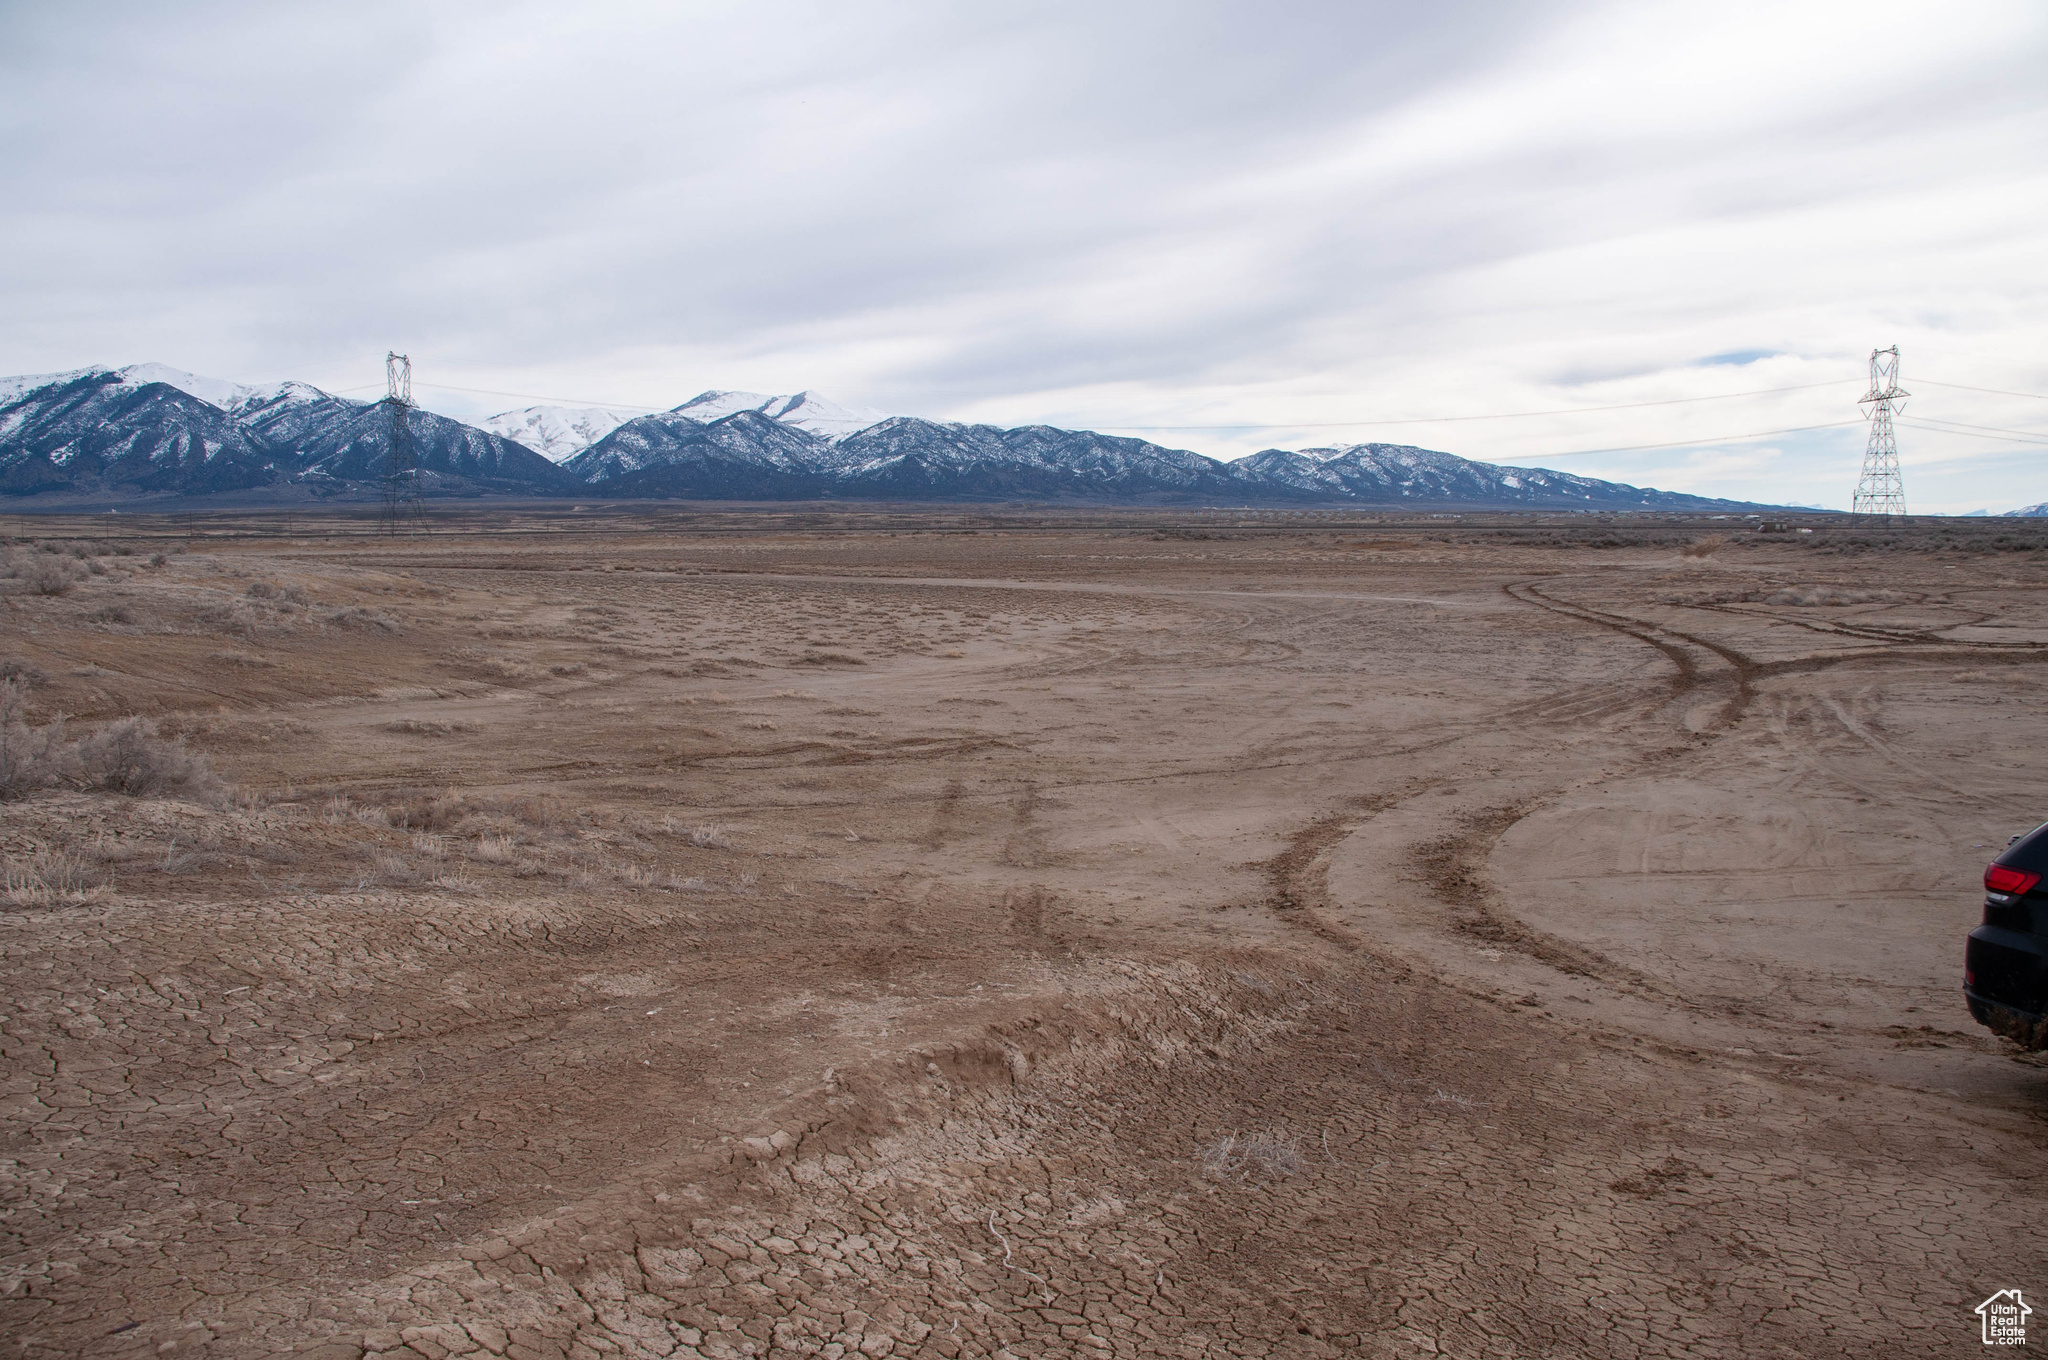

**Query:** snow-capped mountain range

left=481, top=405, right=649, bottom=463
left=480, top=390, right=891, bottom=464
left=1, top=361, right=1810, bottom=511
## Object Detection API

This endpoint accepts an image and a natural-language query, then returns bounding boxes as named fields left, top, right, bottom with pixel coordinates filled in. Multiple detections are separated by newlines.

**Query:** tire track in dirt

left=1409, top=803, right=1663, bottom=994
left=1257, top=794, right=1418, bottom=963
left=1256, top=582, right=1762, bottom=1002
left=1507, top=580, right=1754, bottom=728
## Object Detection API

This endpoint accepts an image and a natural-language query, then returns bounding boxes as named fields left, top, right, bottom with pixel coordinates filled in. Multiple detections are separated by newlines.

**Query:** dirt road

left=2, top=511, right=2044, bottom=1358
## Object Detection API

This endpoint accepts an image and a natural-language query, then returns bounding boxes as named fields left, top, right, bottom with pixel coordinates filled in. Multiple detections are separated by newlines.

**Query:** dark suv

left=1966, top=821, right=2048, bottom=1049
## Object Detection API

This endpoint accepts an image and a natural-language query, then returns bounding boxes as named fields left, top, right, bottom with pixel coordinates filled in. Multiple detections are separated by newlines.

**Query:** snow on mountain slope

left=0, top=363, right=333, bottom=414
left=112, top=363, right=270, bottom=410
left=483, top=405, right=648, bottom=463
left=668, top=391, right=779, bottom=422
left=669, top=390, right=889, bottom=442
left=764, top=391, right=890, bottom=441
left=0, top=367, right=102, bottom=405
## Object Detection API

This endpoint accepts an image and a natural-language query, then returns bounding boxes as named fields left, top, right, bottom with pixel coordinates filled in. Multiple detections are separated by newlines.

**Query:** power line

left=1091, top=380, right=1857, bottom=431
left=1899, top=419, right=2048, bottom=447
left=1487, top=420, right=1864, bottom=463
left=306, top=366, right=2047, bottom=463
left=325, top=374, right=1852, bottom=427
left=332, top=378, right=666, bottom=410
left=1903, top=415, right=2048, bottom=440
left=417, top=380, right=666, bottom=410
left=1913, top=378, right=2048, bottom=401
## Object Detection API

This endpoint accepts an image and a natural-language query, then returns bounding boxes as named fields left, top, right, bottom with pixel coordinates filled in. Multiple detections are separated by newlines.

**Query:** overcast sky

left=3, top=0, right=2044, bottom=510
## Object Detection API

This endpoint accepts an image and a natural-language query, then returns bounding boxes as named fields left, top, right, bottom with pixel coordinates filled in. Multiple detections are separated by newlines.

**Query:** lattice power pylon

left=380, top=351, right=424, bottom=532
left=1852, top=345, right=1908, bottom=520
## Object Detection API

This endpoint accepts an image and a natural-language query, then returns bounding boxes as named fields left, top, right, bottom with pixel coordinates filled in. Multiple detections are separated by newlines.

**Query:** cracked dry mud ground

left=3, top=509, right=2047, bottom=1359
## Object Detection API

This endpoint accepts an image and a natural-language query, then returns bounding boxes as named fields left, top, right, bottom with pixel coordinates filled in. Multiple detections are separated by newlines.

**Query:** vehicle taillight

left=1986, top=864, right=2042, bottom=895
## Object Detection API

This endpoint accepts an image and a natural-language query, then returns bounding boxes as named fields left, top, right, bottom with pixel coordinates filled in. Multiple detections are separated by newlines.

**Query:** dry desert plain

left=3, top=507, right=2047, bottom=1360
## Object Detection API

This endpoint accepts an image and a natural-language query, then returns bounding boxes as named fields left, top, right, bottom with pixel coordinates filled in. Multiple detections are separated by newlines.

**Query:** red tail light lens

left=1986, top=864, right=2041, bottom=895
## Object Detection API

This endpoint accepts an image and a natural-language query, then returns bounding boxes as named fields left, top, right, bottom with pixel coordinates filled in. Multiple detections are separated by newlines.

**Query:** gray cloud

left=2, top=0, right=2044, bottom=511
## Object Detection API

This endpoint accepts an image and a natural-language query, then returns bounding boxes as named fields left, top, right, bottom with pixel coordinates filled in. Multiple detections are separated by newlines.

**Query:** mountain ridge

left=0, top=363, right=1805, bottom=512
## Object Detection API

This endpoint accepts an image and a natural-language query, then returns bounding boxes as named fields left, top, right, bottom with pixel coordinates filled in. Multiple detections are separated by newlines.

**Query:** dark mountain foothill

left=1232, top=442, right=1737, bottom=511
left=826, top=419, right=1253, bottom=503
left=241, top=391, right=573, bottom=496
left=0, top=372, right=282, bottom=497
left=564, top=410, right=832, bottom=499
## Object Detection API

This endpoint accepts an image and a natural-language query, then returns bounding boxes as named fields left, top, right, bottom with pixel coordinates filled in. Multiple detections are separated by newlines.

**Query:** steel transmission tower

left=1852, top=345, right=1908, bottom=520
left=380, top=352, right=423, bottom=531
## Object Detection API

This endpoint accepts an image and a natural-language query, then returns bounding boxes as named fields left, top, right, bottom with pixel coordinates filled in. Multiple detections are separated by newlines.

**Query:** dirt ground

left=3, top=507, right=2046, bottom=1360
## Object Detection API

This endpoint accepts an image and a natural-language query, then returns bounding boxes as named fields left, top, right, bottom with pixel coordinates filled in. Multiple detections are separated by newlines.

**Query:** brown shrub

left=0, top=682, right=76, bottom=799
left=75, top=718, right=223, bottom=800
left=25, top=556, right=83, bottom=595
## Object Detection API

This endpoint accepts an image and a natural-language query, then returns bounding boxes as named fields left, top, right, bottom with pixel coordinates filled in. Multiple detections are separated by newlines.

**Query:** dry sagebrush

left=0, top=681, right=224, bottom=803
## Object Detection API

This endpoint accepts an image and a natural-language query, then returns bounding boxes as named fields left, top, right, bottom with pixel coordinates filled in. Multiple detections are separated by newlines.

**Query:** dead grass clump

left=4, top=849, right=109, bottom=908
left=191, top=599, right=263, bottom=638
left=383, top=792, right=481, bottom=831
left=471, top=834, right=518, bottom=863
left=364, top=851, right=418, bottom=886
left=794, top=650, right=866, bottom=667
left=0, top=658, right=47, bottom=687
left=328, top=607, right=399, bottom=632
left=385, top=718, right=476, bottom=736
left=89, top=603, right=137, bottom=625
left=371, top=788, right=560, bottom=833
left=444, top=648, right=543, bottom=683
left=688, top=824, right=732, bottom=849
left=1680, top=535, right=1726, bottom=558
left=1201, top=1131, right=1306, bottom=1182
left=1764, top=587, right=1899, bottom=607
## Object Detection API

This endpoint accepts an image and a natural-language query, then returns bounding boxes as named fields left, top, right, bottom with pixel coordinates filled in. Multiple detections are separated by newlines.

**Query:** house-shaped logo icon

left=1976, top=1289, right=2030, bottom=1346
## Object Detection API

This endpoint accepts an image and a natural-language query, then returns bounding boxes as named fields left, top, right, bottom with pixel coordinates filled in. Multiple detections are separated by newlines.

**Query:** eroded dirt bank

left=2, top=510, right=2045, bottom=1359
